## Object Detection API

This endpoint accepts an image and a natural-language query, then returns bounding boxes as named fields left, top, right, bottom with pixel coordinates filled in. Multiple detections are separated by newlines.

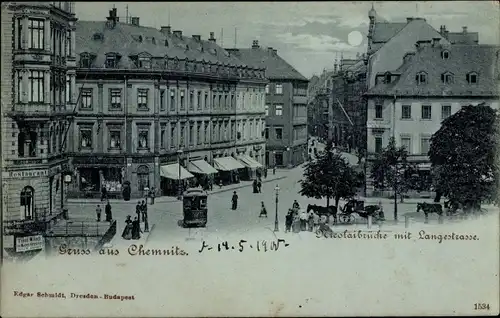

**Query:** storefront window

left=102, top=168, right=123, bottom=192
left=110, top=130, right=121, bottom=149
left=79, top=168, right=100, bottom=191
left=20, top=186, right=34, bottom=220
left=137, top=165, right=149, bottom=192
left=80, top=128, right=92, bottom=148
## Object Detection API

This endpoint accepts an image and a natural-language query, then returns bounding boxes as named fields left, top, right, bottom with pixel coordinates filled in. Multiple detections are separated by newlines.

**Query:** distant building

left=70, top=10, right=266, bottom=199
left=1, top=2, right=77, bottom=222
left=227, top=41, right=309, bottom=168
left=365, top=43, right=500, bottom=196
left=307, top=70, right=334, bottom=140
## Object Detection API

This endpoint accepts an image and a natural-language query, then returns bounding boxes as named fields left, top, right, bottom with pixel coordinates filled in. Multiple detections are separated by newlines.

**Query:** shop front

left=160, top=163, right=194, bottom=196
left=212, top=156, right=245, bottom=185
left=236, top=154, right=263, bottom=180
left=187, top=159, right=218, bottom=190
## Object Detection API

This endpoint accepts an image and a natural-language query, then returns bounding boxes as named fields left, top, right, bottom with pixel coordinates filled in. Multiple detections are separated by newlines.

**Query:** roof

left=226, top=47, right=308, bottom=81
left=366, top=44, right=500, bottom=97
left=75, top=20, right=259, bottom=70
left=371, top=22, right=407, bottom=43
left=447, top=32, right=479, bottom=45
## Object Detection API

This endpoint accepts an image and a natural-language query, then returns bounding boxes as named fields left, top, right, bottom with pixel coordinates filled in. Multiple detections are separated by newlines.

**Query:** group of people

left=95, top=202, right=113, bottom=222
left=252, top=178, right=262, bottom=193
left=122, top=200, right=150, bottom=240
left=284, top=200, right=333, bottom=233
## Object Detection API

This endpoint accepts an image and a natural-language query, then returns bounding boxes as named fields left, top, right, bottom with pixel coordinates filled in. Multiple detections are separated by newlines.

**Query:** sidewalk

left=67, top=170, right=289, bottom=205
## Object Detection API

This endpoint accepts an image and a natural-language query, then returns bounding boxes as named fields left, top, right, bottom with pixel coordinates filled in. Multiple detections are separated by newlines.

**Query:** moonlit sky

left=75, top=1, right=500, bottom=79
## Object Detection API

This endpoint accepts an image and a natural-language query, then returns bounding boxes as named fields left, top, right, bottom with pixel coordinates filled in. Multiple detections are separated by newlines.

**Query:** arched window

left=137, top=165, right=149, bottom=192
left=20, top=186, right=35, bottom=220
left=441, top=50, right=450, bottom=59
left=441, top=72, right=454, bottom=84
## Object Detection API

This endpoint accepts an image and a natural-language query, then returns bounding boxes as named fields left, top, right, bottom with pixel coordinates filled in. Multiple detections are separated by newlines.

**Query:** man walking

left=150, top=187, right=156, bottom=205
left=231, top=191, right=238, bottom=210
left=95, top=204, right=101, bottom=222
left=136, top=201, right=141, bottom=222
left=141, top=200, right=147, bottom=222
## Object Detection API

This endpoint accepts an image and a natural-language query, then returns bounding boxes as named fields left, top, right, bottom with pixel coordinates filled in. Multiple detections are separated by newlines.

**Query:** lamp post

left=274, top=185, right=280, bottom=232
left=286, top=146, right=291, bottom=168
left=177, top=149, right=183, bottom=200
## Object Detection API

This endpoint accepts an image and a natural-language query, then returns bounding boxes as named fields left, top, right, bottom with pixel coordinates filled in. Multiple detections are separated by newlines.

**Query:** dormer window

left=105, top=53, right=120, bottom=68
left=151, top=37, right=156, bottom=45
left=415, top=72, right=427, bottom=85
left=441, top=50, right=450, bottom=59
left=384, top=72, right=391, bottom=84
left=466, top=72, right=478, bottom=84
left=79, top=53, right=92, bottom=68
left=93, top=33, right=103, bottom=41
left=137, top=54, right=152, bottom=69
left=164, top=39, right=169, bottom=47
left=441, top=72, right=454, bottom=84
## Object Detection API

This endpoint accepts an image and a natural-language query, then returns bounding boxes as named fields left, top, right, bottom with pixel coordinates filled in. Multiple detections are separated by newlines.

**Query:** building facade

left=227, top=41, right=309, bottom=168
left=365, top=43, right=500, bottom=196
left=1, top=2, right=76, bottom=222
left=69, top=11, right=266, bottom=198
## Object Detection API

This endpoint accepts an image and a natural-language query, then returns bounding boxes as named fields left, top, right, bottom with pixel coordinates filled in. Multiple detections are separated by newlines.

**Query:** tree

left=300, top=140, right=361, bottom=207
left=370, top=137, right=414, bottom=220
left=429, top=104, right=499, bottom=211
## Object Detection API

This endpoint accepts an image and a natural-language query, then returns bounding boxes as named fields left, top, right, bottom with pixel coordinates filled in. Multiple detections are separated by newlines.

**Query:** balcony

left=293, top=95, right=308, bottom=104
left=11, top=103, right=52, bottom=118
left=292, top=116, right=307, bottom=125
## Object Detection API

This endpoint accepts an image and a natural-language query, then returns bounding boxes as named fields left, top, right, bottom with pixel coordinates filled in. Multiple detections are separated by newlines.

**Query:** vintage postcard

left=1, top=1, right=499, bottom=317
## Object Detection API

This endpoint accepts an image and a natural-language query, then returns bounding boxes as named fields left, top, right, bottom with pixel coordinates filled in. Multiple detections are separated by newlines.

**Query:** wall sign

left=9, top=170, right=48, bottom=179
left=15, top=235, right=44, bottom=252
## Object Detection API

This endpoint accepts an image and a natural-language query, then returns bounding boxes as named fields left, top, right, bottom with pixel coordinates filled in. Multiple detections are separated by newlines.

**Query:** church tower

left=367, top=3, right=377, bottom=53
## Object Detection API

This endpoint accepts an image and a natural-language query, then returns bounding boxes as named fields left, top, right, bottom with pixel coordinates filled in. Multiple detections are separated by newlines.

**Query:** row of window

left=16, top=17, right=72, bottom=57
left=16, top=71, right=73, bottom=104
left=374, top=135, right=431, bottom=155
left=14, top=122, right=66, bottom=158
left=264, top=83, right=308, bottom=96
left=80, top=88, right=264, bottom=112
left=264, top=127, right=283, bottom=140
left=415, top=71, right=478, bottom=85
left=374, top=104, right=453, bottom=120
left=78, top=119, right=265, bottom=150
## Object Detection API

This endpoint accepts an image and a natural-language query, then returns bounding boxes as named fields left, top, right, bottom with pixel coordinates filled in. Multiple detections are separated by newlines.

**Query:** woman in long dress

left=122, top=215, right=133, bottom=240
left=131, top=217, right=142, bottom=240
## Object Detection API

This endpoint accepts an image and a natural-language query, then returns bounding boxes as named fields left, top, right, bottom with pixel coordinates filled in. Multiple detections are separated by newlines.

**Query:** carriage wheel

left=348, top=214, right=355, bottom=224
left=339, top=214, right=350, bottom=224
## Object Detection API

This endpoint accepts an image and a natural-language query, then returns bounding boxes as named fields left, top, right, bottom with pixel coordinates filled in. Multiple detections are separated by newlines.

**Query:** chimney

left=160, top=26, right=171, bottom=35
left=462, top=26, right=468, bottom=34
left=406, top=17, right=414, bottom=23
left=173, top=30, right=182, bottom=38
left=192, top=35, right=201, bottom=42
left=131, top=17, right=140, bottom=26
left=252, top=40, right=259, bottom=49
left=439, top=25, right=445, bottom=36
left=209, top=32, right=216, bottom=43
left=403, top=52, right=415, bottom=64
left=107, top=8, right=118, bottom=28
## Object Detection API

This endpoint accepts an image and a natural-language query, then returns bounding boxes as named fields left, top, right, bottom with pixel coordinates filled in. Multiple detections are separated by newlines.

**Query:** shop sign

left=9, top=170, right=48, bottom=179
left=72, top=157, right=125, bottom=165
left=132, top=157, right=153, bottom=164
left=15, top=235, right=44, bottom=252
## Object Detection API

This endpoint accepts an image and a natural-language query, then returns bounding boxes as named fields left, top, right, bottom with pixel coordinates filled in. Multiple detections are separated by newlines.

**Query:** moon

left=347, top=31, right=363, bottom=47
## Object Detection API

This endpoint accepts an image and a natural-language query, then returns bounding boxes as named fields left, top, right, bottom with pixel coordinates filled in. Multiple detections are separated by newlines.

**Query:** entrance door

left=265, top=151, right=269, bottom=167
left=20, top=186, right=35, bottom=220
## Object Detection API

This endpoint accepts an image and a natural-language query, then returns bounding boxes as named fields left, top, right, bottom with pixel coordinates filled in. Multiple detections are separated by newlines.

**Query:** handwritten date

left=198, top=239, right=289, bottom=253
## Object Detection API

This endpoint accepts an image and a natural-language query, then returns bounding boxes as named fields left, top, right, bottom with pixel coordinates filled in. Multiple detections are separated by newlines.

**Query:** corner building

left=1, top=2, right=76, bottom=222
left=70, top=11, right=266, bottom=199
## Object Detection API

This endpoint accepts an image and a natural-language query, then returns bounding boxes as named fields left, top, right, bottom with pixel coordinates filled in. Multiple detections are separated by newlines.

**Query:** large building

left=365, top=43, right=500, bottom=196
left=307, top=70, right=335, bottom=141
left=227, top=41, right=309, bottom=168
left=1, top=2, right=76, bottom=222
left=69, top=10, right=267, bottom=198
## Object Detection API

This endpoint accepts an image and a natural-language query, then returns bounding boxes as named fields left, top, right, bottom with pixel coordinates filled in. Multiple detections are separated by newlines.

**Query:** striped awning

left=187, top=160, right=218, bottom=175
left=160, top=163, right=194, bottom=180
left=213, top=157, right=245, bottom=171
left=237, top=154, right=263, bottom=169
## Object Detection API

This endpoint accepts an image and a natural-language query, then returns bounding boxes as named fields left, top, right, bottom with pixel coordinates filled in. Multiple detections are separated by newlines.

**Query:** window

left=275, top=153, right=283, bottom=166
left=180, top=123, right=185, bottom=146
left=17, top=72, right=23, bottom=102
left=20, top=186, right=35, bottom=220
left=275, top=104, right=283, bottom=116
left=170, top=125, right=176, bottom=148
left=105, top=54, right=118, bottom=68
left=265, top=105, right=269, bottom=116
left=375, top=104, right=383, bottom=119
left=265, top=84, right=269, bottom=94
left=170, top=89, right=176, bottom=111
left=137, top=89, right=148, bottom=109
left=109, top=130, right=121, bottom=149
left=275, top=83, right=283, bottom=94
left=275, top=128, right=283, bottom=139
left=66, top=75, right=71, bottom=103
left=375, top=136, right=382, bottom=153
left=28, top=19, right=44, bottom=49
left=401, top=105, right=411, bottom=119
left=28, top=70, right=44, bottom=103
left=400, top=136, right=411, bottom=153
left=189, top=123, right=194, bottom=145
left=17, top=18, right=23, bottom=49
left=180, top=90, right=185, bottom=110
left=293, top=84, right=307, bottom=96
left=420, top=137, right=430, bottom=154
left=160, top=127, right=166, bottom=148
left=441, top=50, right=450, bottom=59
left=197, top=122, right=202, bottom=145
left=138, top=129, right=149, bottom=149
left=160, top=89, right=165, bottom=110
left=231, top=94, right=235, bottom=109
left=466, top=72, right=478, bottom=84
left=109, top=89, right=121, bottom=109
left=265, top=127, right=269, bottom=139
left=212, top=94, right=217, bottom=109
left=138, top=56, right=151, bottom=69
left=137, top=165, right=149, bottom=192
left=441, top=72, right=453, bottom=84
left=197, top=91, right=202, bottom=110
left=415, top=72, right=427, bottom=85
left=441, top=105, right=451, bottom=119
left=204, top=92, right=208, bottom=109
left=67, top=30, right=72, bottom=56
left=204, top=122, right=209, bottom=143
left=421, top=105, right=432, bottom=120
left=79, top=53, right=92, bottom=68
left=80, top=128, right=92, bottom=148
left=189, top=90, right=194, bottom=110
left=80, top=88, right=92, bottom=109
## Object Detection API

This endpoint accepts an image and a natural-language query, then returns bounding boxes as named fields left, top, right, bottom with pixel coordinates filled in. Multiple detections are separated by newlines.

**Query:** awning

left=213, top=156, right=245, bottom=171
left=187, top=160, right=218, bottom=175
left=160, top=163, right=194, bottom=180
left=237, top=154, right=263, bottom=169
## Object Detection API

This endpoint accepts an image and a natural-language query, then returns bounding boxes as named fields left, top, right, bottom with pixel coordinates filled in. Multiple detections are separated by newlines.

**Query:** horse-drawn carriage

left=337, top=199, right=383, bottom=224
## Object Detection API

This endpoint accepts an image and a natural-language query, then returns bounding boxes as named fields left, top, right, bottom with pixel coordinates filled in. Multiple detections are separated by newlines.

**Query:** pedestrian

left=264, top=168, right=268, bottom=179
left=105, top=201, right=112, bottom=222
left=209, top=179, right=213, bottom=191
left=136, top=202, right=141, bottom=221
left=231, top=191, right=238, bottom=210
left=252, top=179, right=258, bottom=193
left=292, top=213, right=301, bottom=233
left=95, top=204, right=101, bottom=222
left=101, top=184, right=107, bottom=201
left=143, top=211, right=149, bottom=232
left=150, top=187, right=155, bottom=205
left=378, top=201, right=385, bottom=220
left=219, top=180, right=223, bottom=189
left=299, top=209, right=308, bottom=231
left=141, top=200, right=147, bottom=222
left=314, top=212, right=321, bottom=230
left=257, top=179, right=262, bottom=193
left=131, top=216, right=142, bottom=240
left=292, top=200, right=300, bottom=210
left=259, top=201, right=268, bottom=217
left=308, top=212, right=314, bottom=232
left=122, top=215, right=133, bottom=240
left=273, top=166, right=276, bottom=175
left=285, top=210, right=293, bottom=232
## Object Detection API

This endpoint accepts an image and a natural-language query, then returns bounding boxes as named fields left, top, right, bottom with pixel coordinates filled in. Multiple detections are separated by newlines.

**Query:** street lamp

left=177, top=149, right=184, bottom=200
left=286, top=147, right=291, bottom=167
left=274, top=185, right=280, bottom=232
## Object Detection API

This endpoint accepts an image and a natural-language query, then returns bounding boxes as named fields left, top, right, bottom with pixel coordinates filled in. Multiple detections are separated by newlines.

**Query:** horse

left=416, top=202, right=443, bottom=218
left=307, top=204, right=337, bottom=221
